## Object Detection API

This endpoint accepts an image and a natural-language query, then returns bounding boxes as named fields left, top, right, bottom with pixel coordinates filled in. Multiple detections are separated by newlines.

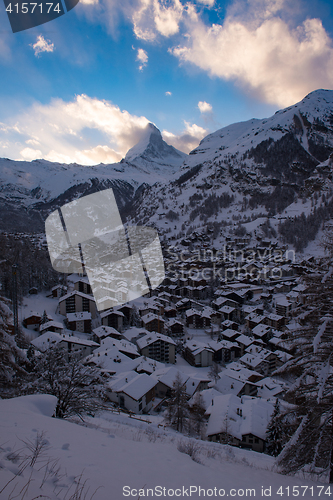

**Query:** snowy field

left=0, top=395, right=327, bottom=500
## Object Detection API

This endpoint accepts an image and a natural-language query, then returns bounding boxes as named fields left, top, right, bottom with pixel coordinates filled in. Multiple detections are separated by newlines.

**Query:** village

left=21, top=233, right=310, bottom=455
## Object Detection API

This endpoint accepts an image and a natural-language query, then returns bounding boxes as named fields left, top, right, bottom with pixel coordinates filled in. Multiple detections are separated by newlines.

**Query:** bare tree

left=165, top=372, right=189, bottom=433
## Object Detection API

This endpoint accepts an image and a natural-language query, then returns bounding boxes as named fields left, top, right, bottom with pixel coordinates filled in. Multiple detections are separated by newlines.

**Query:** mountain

left=126, top=89, right=333, bottom=253
left=125, top=122, right=187, bottom=170
left=0, top=126, right=187, bottom=232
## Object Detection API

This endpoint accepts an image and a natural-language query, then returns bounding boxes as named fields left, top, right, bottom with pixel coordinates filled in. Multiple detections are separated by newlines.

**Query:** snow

left=0, top=394, right=325, bottom=499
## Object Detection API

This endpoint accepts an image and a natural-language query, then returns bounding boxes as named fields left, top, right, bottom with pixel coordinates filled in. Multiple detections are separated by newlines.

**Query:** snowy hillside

left=0, top=394, right=326, bottom=500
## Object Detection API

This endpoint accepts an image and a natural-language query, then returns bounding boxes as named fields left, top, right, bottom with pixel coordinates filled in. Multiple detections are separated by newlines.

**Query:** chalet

left=51, top=285, right=67, bottom=299
left=264, top=313, right=285, bottom=330
left=23, top=312, right=41, bottom=331
left=39, top=321, right=64, bottom=335
left=136, top=332, right=176, bottom=363
left=208, top=340, right=241, bottom=364
left=183, top=340, right=214, bottom=367
left=205, top=394, right=274, bottom=452
left=245, top=313, right=266, bottom=330
left=235, top=334, right=254, bottom=356
left=73, top=278, right=92, bottom=295
left=141, top=313, right=165, bottom=333
left=92, top=325, right=122, bottom=343
left=58, top=291, right=98, bottom=319
left=100, top=309, right=124, bottom=332
left=275, top=298, right=293, bottom=317
left=107, top=372, right=157, bottom=414
left=185, top=309, right=202, bottom=328
left=151, top=367, right=189, bottom=399
left=185, top=375, right=210, bottom=398
left=164, top=306, right=177, bottom=318
left=66, top=312, right=91, bottom=333
left=219, top=328, right=239, bottom=342
left=31, top=332, right=99, bottom=360
left=239, top=347, right=281, bottom=376
left=100, top=337, right=140, bottom=360
left=165, top=318, right=184, bottom=337
left=219, top=305, right=237, bottom=322
left=252, top=323, right=272, bottom=343
left=221, top=319, right=239, bottom=331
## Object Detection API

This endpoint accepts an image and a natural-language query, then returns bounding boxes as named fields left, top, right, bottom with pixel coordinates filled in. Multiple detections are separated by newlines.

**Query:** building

left=183, top=340, right=214, bottom=367
left=136, top=332, right=176, bottom=364
left=107, top=371, right=157, bottom=414
left=66, top=312, right=91, bottom=333
left=58, top=291, right=98, bottom=319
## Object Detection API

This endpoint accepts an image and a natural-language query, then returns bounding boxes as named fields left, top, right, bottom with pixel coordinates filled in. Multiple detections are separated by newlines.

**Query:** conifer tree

left=165, top=371, right=189, bottom=433
left=266, top=399, right=284, bottom=457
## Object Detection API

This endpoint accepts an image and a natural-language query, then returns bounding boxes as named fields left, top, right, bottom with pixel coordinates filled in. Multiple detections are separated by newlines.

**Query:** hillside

left=0, top=394, right=325, bottom=500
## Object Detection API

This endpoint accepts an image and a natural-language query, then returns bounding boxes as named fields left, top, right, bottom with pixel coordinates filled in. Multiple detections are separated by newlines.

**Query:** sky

left=0, top=0, right=333, bottom=165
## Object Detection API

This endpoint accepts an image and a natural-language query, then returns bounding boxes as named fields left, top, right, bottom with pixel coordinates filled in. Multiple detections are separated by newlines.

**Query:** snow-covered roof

left=93, top=325, right=122, bottom=338
left=59, top=290, right=95, bottom=303
left=136, top=332, right=176, bottom=350
left=39, top=321, right=64, bottom=332
left=151, top=366, right=189, bottom=389
left=67, top=312, right=91, bottom=322
left=206, top=394, right=274, bottom=440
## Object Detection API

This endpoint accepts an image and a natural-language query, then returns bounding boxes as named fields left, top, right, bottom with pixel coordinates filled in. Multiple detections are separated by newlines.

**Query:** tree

left=0, top=296, right=28, bottom=396
left=31, top=344, right=105, bottom=419
left=276, top=252, right=333, bottom=482
left=165, top=372, right=189, bottom=433
left=208, top=362, right=222, bottom=383
left=266, top=399, right=284, bottom=457
left=40, top=310, right=49, bottom=325
left=189, top=392, right=206, bottom=438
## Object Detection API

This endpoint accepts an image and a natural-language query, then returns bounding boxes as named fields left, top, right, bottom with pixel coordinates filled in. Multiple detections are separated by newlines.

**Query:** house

left=73, top=277, right=92, bottom=295
left=245, top=313, right=266, bottom=330
left=235, top=334, right=254, bottom=356
left=150, top=367, right=189, bottom=399
left=239, top=346, right=281, bottom=377
left=219, top=305, right=237, bottom=322
left=136, top=332, right=176, bottom=364
left=264, top=313, right=285, bottom=330
left=107, top=371, right=158, bottom=414
left=58, top=291, right=98, bottom=319
left=185, top=375, right=210, bottom=397
left=31, top=332, right=99, bottom=360
left=100, top=309, right=124, bottom=332
left=219, top=328, right=239, bottom=342
left=165, top=318, right=184, bottom=337
left=141, top=313, right=165, bottom=333
left=185, top=309, right=202, bottom=328
left=252, top=323, right=272, bottom=343
left=205, top=394, right=274, bottom=452
left=39, top=321, right=64, bottom=335
left=66, top=312, right=91, bottom=333
left=183, top=340, right=214, bottom=367
left=99, top=337, right=140, bottom=360
left=208, top=340, right=241, bottom=364
left=92, top=325, right=122, bottom=343
left=23, top=312, right=41, bottom=330
left=51, top=285, right=67, bottom=298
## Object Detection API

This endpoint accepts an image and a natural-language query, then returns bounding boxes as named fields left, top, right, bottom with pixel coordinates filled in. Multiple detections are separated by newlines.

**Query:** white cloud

left=31, top=35, right=54, bottom=57
left=170, top=2, right=333, bottom=106
left=132, top=0, right=183, bottom=41
left=198, top=101, right=212, bottom=113
left=1, top=95, right=150, bottom=165
left=165, top=91, right=172, bottom=96
left=162, top=121, right=207, bottom=153
left=136, top=48, right=148, bottom=70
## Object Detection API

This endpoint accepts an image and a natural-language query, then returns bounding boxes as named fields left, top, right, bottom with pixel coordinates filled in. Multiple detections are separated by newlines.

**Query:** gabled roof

left=59, top=290, right=95, bottom=303
left=137, top=332, right=175, bottom=349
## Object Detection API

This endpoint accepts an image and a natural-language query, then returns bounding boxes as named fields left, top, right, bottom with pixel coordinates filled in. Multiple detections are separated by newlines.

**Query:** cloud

left=132, top=0, right=183, bottom=41
left=0, top=95, right=150, bottom=165
left=31, top=35, right=55, bottom=57
left=198, top=101, right=212, bottom=113
left=162, top=121, right=207, bottom=153
left=136, top=48, right=148, bottom=70
left=165, top=91, right=172, bottom=96
left=170, top=1, right=333, bottom=106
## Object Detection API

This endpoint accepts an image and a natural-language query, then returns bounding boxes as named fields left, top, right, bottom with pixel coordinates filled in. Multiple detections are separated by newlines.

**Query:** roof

left=59, top=290, right=95, bottom=303
left=136, top=332, right=176, bottom=350
left=93, top=326, right=121, bottom=338
left=100, top=308, right=125, bottom=319
left=109, top=372, right=157, bottom=401
left=40, top=321, right=64, bottom=332
left=31, top=332, right=99, bottom=351
left=99, top=337, right=139, bottom=357
left=151, top=366, right=189, bottom=389
left=67, top=312, right=91, bottom=322
left=206, top=394, right=274, bottom=440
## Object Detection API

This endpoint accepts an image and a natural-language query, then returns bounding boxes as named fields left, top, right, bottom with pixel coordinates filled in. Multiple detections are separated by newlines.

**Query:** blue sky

left=0, top=0, right=333, bottom=164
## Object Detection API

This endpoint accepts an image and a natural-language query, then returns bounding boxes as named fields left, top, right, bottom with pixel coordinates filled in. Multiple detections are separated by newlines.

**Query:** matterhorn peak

left=124, top=123, right=187, bottom=170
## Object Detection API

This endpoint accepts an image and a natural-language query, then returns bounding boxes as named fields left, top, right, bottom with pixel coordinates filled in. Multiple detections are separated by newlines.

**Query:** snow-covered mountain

left=125, top=122, right=187, bottom=170
left=0, top=126, right=187, bottom=232
left=126, top=89, right=333, bottom=253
